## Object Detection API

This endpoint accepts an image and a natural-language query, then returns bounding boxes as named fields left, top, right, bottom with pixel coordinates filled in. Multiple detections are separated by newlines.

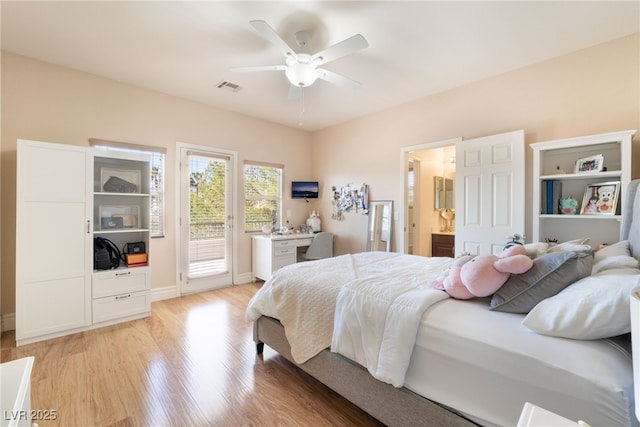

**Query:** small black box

left=125, top=241, right=146, bottom=254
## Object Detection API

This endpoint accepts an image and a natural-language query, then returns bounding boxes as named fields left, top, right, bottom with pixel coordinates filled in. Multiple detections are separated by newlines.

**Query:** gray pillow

left=490, top=250, right=593, bottom=314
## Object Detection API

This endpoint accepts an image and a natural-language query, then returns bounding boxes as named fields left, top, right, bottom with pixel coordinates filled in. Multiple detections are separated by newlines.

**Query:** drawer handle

left=115, top=294, right=132, bottom=300
left=115, top=271, right=132, bottom=276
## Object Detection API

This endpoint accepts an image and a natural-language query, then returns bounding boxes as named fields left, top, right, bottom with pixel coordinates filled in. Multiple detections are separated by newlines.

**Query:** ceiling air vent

left=216, top=80, right=242, bottom=93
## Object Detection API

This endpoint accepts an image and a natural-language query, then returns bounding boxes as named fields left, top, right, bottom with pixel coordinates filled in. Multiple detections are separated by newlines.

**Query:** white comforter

left=246, top=251, right=454, bottom=387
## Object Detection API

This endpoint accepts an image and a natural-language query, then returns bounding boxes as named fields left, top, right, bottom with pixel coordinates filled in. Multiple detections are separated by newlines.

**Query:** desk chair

left=304, top=232, right=334, bottom=261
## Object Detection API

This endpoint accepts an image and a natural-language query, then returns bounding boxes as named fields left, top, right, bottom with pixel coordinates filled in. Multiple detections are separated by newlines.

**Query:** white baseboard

left=151, top=285, right=179, bottom=302
left=234, top=272, right=254, bottom=285
left=2, top=312, right=16, bottom=332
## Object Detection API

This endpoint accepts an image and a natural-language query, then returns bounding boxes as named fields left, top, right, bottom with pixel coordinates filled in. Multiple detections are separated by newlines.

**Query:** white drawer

left=92, top=290, right=150, bottom=324
left=296, top=237, right=314, bottom=246
left=92, top=267, right=148, bottom=299
left=274, top=246, right=296, bottom=256
left=273, top=254, right=295, bottom=270
left=273, top=239, right=296, bottom=249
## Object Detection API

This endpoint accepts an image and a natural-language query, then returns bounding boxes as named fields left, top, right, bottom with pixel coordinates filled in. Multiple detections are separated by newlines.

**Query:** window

left=244, top=161, right=283, bottom=232
left=149, top=152, right=165, bottom=237
left=89, top=139, right=166, bottom=238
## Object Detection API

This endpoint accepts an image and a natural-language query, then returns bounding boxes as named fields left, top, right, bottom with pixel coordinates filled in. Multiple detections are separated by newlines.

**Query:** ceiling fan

left=231, top=20, right=368, bottom=98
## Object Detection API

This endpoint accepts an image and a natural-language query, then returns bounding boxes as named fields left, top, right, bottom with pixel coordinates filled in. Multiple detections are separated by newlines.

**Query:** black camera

left=125, top=242, right=146, bottom=254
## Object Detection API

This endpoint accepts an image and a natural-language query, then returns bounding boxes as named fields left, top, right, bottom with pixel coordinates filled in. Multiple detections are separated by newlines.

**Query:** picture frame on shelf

left=580, top=181, right=620, bottom=215
left=574, top=154, right=604, bottom=174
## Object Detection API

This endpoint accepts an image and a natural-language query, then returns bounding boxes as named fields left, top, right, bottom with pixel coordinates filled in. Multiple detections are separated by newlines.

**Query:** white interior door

left=455, top=130, right=525, bottom=256
left=179, top=145, right=234, bottom=294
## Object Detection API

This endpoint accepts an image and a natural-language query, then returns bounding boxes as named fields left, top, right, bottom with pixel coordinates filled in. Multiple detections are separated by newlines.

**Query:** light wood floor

left=1, top=283, right=384, bottom=427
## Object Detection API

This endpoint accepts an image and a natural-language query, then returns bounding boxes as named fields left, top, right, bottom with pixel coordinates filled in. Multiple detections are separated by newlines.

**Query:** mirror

left=366, top=200, right=393, bottom=252
left=434, top=176, right=454, bottom=210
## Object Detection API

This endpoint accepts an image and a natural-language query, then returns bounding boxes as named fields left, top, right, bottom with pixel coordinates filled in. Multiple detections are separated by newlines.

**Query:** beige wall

left=1, top=52, right=315, bottom=317
left=1, top=33, right=639, bottom=320
left=313, top=34, right=640, bottom=255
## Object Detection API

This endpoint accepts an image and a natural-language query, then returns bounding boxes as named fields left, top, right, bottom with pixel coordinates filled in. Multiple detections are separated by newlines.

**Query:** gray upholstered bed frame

left=254, top=316, right=476, bottom=426
left=254, top=179, right=640, bottom=427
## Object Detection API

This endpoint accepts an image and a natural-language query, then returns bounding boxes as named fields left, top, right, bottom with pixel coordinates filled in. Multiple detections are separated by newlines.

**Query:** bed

left=246, top=180, right=640, bottom=427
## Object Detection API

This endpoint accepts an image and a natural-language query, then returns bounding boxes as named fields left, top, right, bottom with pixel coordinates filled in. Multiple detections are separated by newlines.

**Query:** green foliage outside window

left=190, top=158, right=226, bottom=240
left=244, top=164, right=282, bottom=232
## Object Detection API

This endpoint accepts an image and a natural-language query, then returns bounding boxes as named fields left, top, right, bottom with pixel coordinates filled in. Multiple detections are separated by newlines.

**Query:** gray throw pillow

left=490, top=250, right=593, bottom=314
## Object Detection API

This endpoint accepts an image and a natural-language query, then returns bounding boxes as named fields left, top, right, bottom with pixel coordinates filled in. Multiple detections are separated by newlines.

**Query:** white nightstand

left=517, top=402, right=591, bottom=427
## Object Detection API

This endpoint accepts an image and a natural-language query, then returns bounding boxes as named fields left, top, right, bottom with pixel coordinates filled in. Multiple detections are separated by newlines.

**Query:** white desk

left=252, top=233, right=318, bottom=281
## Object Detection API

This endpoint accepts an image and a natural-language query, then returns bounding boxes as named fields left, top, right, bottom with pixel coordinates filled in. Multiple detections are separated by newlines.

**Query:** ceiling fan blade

left=231, top=65, right=287, bottom=72
left=316, top=69, right=362, bottom=90
left=311, top=34, right=368, bottom=66
left=288, top=85, right=302, bottom=100
left=250, top=20, right=297, bottom=59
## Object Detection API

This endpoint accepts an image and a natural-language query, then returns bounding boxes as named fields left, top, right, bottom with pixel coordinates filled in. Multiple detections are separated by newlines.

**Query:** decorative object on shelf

left=551, top=166, right=565, bottom=175
left=574, top=154, right=604, bottom=174
left=306, top=210, right=321, bottom=232
left=101, top=168, right=141, bottom=193
left=261, top=224, right=272, bottom=235
left=541, top=180, right=562, bottom=214
left=580, top=181, right=620, bottom=215
left=559, top=197, right=579, bottom=215
left=331, top=183, right=369, bottom=220
left=99, top=205, right=140, bottom=229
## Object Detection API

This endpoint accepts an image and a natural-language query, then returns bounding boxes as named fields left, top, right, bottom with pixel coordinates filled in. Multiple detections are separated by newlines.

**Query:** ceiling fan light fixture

left=285, top=64, right=318, bottom=87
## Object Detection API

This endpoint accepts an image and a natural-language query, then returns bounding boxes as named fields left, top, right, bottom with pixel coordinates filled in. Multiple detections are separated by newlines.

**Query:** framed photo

left=574, top=154, right=604, bottom=173
left=580, top=181, right=620, bottom=215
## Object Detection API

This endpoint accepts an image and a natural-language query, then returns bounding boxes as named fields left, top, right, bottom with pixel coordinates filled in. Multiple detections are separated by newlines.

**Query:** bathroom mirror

left=366, top=200, right=393, bottom=252
left=434, top=176, right=454, bottom=210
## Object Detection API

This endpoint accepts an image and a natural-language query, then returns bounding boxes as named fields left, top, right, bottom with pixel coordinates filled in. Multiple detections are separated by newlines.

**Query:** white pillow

left=546, top=238, right=592, bottom=254
left=591, top=240, right=638, bottom=274
left=523, top=242, right=548, bottom=258
left=592, top=255, right=639, bottom=274
left=594, top=240, right=631, bottom=263
left=522, top=268, right=640, bottom=339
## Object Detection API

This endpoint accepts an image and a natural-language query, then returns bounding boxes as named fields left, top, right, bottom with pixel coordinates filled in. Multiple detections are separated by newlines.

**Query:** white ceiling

left=2, top=1, right=639, bottom=131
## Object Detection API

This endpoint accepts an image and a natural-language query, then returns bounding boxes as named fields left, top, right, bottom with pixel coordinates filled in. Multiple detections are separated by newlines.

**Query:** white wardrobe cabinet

left=16, top=139, right=151, bottom=346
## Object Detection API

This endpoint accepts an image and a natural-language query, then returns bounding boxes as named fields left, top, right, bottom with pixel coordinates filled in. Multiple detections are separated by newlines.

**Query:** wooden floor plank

left=1, top=283, right=384, bottom=427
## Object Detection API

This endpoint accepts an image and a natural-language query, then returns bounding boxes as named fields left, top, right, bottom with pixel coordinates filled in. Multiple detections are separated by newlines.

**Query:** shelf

left=532, top=130, right=635, bottom=248
left=95, top=192, right=150, bottom=197
left=94, top=228, right=149, bottom=233
left=539, top=170, right=622, bottom=181
left=93, top=264, right=149, bottom=275
left=539, top=214, right=622, bottom=221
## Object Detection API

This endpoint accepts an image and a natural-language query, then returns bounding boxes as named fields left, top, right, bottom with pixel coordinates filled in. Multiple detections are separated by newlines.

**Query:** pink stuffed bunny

left=434, top=255, right=475, bottom=299
left=433, top=246, right=533, bottom=300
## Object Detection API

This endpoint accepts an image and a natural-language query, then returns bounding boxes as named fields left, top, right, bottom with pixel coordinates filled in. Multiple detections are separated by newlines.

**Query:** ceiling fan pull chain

left=298, top=87, right=305, bottom=127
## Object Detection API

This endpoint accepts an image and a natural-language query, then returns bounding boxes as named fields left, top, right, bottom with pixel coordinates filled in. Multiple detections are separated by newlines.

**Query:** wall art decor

left=331, top=183, right=369, bottom=220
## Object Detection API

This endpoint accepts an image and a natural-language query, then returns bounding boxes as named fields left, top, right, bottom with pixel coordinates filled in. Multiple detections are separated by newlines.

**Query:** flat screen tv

left=292, top=181, right=319, bottom=199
